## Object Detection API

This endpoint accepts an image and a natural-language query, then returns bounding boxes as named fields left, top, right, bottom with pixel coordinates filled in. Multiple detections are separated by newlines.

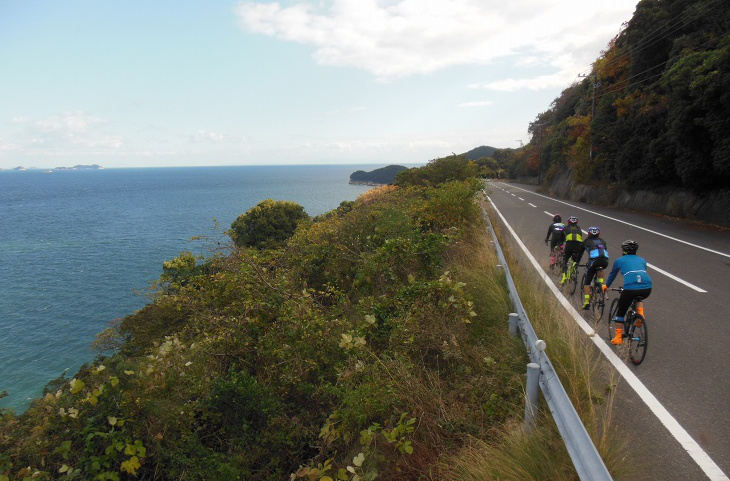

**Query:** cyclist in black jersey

left=561, top=216, right=583, bottom=284
left=544, top=214, right=566, bottom=251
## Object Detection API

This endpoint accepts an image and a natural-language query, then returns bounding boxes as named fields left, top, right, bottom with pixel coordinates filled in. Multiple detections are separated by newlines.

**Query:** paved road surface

left=485, top=181, right=730, bottom=481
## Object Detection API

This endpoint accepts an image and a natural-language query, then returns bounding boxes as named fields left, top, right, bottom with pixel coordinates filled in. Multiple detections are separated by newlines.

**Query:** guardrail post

left=508, top=312, right=519, bottom=337
left=525, top=362, right=540, bottom=430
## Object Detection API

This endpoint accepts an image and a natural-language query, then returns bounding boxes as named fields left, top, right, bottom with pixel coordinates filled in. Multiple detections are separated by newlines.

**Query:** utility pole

left=579, top=72, right=598, bottom=161
left=532, top=122, right=547, bottom=185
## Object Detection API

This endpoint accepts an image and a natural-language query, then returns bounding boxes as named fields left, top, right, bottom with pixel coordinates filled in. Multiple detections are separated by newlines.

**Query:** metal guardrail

left=481, top=201, right=614, bottom=481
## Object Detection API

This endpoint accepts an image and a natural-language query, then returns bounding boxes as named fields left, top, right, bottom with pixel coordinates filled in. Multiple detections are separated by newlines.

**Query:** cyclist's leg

left=583, top=260, right=596, bottom=309
left=560, top=246, right=571, bottom=283
left=633, top=288, right=652, bottom=318
left=611, top=290, right=634, bottom=344
left=593, top=258, right=608, bottom=302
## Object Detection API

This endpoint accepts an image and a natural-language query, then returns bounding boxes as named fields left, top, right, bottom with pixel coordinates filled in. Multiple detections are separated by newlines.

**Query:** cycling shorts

left=584, top=258, right=609, bottom=286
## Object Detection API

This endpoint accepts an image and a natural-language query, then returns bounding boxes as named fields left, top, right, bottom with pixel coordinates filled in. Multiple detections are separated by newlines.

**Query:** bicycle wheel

left=607, top=298, right=620, bottom=342
left=549, top=250, right=558, bottom=274
left=554, top=250, right=564, bottom=276
left=591, top=287, right=605, bottom=321
left=569, top=264, right=579, bottom=296
left=627, top=314, right=648, bottom=365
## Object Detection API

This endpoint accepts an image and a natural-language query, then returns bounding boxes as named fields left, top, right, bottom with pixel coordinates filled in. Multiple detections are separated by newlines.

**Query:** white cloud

left=235, top=0, right=637, bottom=85
left=13, top=111, right=123, bottom=150
left=190, top=130, right=226, bottom=143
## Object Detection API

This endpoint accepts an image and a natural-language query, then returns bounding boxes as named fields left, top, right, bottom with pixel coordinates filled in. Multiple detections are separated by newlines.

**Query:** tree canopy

left=502, top=0, right=730, bottom=193
left=230, top=199, right=309, bottom=249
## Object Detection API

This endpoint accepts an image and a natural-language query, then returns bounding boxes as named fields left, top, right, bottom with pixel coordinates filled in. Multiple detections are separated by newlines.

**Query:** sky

left=0, top=0, right=640, bottom=169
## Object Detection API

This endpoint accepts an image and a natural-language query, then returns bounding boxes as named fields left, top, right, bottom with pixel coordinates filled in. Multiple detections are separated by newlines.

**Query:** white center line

left=488, top=197, right=728, bottom=481
left=501, top=183, right=730, bottom=259
left=528, top=203, right=537, bottom=208
left=518, top=197, right=525, bottom=201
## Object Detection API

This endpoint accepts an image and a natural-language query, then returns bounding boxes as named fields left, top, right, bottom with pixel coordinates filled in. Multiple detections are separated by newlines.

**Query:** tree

left=230, top=199, right=309, bottom=249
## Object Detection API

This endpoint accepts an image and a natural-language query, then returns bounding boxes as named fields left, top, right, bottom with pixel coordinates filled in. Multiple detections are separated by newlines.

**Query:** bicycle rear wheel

left=627, top=314, right=648, bottom=365
left=607, top=298, right=620, bottom=342
left=569, top=265, right=579, bottom=296
left=591, top=285, right=605, bottom=321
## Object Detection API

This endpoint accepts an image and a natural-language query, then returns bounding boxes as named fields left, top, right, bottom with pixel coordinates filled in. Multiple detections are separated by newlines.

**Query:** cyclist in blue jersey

left=561, top=216, right=583, bottom=284
left=582, top=226, right=609, bottom=310
left=605, top=240, right=653, bottom=344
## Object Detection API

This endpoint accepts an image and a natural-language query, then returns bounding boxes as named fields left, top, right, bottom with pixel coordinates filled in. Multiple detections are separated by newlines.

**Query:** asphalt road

left=485, top=180, right=730, bottom=481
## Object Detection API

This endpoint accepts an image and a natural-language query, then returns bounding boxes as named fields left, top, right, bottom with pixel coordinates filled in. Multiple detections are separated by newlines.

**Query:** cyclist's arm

left=545, top=225, right=553, bottom=242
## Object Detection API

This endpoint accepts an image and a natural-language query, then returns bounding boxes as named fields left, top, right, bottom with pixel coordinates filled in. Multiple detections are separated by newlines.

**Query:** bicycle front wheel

left=627, top=314, right=648, bottom=365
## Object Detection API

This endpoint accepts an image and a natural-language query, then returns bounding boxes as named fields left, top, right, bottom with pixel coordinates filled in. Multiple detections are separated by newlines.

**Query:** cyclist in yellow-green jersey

left=561, top=216, right=583, bottom=284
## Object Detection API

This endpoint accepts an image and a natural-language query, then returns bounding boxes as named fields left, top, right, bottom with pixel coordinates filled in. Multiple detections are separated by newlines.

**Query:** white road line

left=501, top=183, right=730, bottom=259
left=488, top=197, right=729, bottom=481
left=511, top=193, right=516, bottom=197
left=541, top=211, right=707, bottom=293
left=529, top=203, right=537, bottom=208
left=518, top=197, right=525, bottom=201
left=647, top=263, right=707, bottom=293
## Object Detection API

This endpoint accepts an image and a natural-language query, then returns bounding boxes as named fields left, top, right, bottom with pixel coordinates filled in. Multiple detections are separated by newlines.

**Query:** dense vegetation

left=502, top=0, right=729, bottom=192
left=349, top=165, right=408, bottom=185
left=0, top=157, right=533, bottom=481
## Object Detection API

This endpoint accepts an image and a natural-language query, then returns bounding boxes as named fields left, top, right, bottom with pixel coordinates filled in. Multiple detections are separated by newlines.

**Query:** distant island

left=53, top=164, right=104, bottom=171
left=349, top=165, right=408, bottom=185
left=0, top=164, right=104, bottom=172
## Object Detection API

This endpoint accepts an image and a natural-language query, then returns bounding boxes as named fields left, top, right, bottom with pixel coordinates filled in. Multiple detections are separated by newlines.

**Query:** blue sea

left=0, top=165, right=384, bottom=412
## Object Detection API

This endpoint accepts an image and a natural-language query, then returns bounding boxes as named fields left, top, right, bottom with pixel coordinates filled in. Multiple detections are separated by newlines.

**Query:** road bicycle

left=607, top=287, right=648, bottom=365
left=561, top=258, right=581, bottom=296
left=549, top=244, right=564, bottom=275
left=580, top=269, right=605, bottom=321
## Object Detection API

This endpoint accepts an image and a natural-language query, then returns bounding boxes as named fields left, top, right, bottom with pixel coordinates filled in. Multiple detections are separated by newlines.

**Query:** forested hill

left=349, top=164, right=408, bottom=184
left=498, top=0, right=729, bottom=223
left=462, top=146, right=497, bottom=160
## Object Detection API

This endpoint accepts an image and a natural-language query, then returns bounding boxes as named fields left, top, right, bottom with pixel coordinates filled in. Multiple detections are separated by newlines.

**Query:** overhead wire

left=577, top=0, right=722, bottom=80
left=594, top=37, right=718, bottom=97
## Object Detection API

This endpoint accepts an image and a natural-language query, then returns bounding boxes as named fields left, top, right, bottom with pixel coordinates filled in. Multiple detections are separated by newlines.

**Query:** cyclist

left=544, top=214, right=566, bottom=266
left=581, top=226, right=609, bottom=310
left=561, top=216, right=583, bottom=284
left=605, top=240, right=653, bottom=344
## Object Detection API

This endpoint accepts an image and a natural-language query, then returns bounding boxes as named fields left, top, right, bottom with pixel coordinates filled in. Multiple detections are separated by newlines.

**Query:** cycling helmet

left=587, top=226, right=600, bottom=236
left=567, top=216, right=578, bottom=224
left=553, top=214, right=562, bottom=222
left=621, top=240, right=639, bottom=254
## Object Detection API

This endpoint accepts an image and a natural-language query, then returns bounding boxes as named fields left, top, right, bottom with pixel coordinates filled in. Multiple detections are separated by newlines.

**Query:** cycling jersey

left=606, top=255, right=653, bottom=290
left=545, top=222, right=566, bottom=243
left=564, top=224, right=583, bottom=243
left=583, top=237, right=609, bottom=259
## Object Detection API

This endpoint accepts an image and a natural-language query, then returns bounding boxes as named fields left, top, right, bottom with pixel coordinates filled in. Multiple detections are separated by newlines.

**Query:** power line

left=594, top=37, right=718, bottom=97
left=580, top=0, right=722, bottom=79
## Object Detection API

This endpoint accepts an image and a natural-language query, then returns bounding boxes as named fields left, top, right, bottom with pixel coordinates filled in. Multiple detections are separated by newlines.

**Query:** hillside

left=0, top=158, right=526, bottom=480
left=462, top=145, right=498, bottom=160
left=499, top=0, right=730, bottom=224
